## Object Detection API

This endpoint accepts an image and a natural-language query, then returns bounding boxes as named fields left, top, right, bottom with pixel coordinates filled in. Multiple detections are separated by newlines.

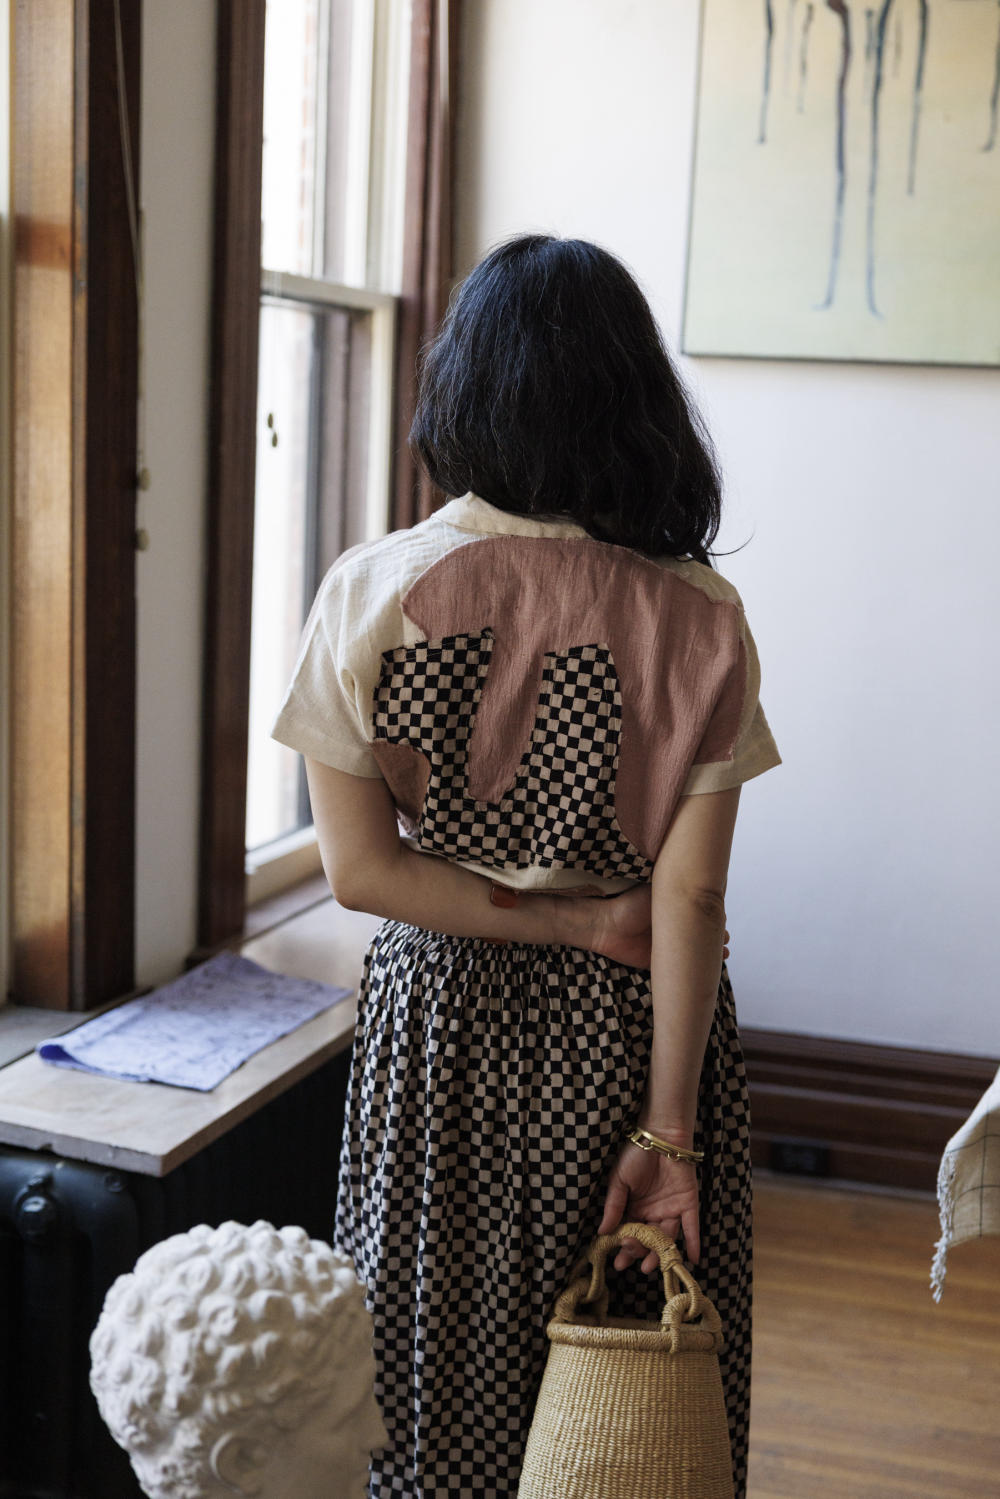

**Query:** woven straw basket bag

left=517, top=1222, right=734, bottom=1499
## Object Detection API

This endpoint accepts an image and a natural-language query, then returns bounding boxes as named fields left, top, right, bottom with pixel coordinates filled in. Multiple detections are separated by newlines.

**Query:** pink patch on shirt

left=371, top=740, right=432, bottom=835
left=401, top=537, right=744, bottom=861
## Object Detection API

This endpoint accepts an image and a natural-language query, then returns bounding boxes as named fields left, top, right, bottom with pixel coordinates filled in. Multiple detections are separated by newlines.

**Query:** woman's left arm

left=305, top=758, right=651, bottom=967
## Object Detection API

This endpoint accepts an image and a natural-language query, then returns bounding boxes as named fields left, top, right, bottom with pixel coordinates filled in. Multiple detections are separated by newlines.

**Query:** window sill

left=0, top=1005, right=89, bottom=1070
left=0, top=896, right=381, bottom=1176
left=242, top=869, right=332, bottom=942
left=244, top=825, right=324, bottom=906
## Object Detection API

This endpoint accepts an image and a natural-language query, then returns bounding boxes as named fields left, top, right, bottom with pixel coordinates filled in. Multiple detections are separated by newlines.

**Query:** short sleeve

left=681, top=612, right=781, bottom=795
left=270, top=558, right=386, bottom=779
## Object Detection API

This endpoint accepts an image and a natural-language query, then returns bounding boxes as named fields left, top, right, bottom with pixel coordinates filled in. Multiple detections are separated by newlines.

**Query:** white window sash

left=259, top=269, right=396, bottom=570
left=245, top=825, right=324, bottom=906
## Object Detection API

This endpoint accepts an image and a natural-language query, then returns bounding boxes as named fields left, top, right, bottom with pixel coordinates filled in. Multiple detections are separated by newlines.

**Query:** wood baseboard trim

left=741, top=1027, right=998, bottom=1193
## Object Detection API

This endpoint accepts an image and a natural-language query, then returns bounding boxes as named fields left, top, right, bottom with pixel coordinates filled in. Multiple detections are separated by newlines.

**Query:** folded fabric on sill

left=931, top=1062, right=1000, bottom=1299
left=36, top=951, right=351, bottom=1092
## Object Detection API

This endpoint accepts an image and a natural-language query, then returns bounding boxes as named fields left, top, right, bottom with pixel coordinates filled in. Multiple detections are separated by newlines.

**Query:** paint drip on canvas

left=684, top=0, right=1000, bottom=364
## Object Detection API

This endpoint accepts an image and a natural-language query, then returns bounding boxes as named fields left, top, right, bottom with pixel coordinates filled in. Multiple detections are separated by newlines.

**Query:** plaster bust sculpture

left=90, top=1220, right=386, bottom=1499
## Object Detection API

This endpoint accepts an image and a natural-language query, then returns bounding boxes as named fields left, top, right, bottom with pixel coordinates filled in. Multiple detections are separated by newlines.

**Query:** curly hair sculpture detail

left=90, top=1220, right=381, bottom=1499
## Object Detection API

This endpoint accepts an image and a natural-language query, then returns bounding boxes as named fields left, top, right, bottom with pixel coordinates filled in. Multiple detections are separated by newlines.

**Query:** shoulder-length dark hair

left=410, top=235, right=722, bottom=562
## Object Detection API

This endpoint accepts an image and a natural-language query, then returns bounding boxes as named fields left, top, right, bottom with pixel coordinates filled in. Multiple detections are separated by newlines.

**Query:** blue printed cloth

left=37, top=952, right=351, bottom=1092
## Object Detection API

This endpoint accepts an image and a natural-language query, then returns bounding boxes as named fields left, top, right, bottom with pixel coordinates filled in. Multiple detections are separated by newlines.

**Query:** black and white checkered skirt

left=335, top=922, right=752, bottom=1498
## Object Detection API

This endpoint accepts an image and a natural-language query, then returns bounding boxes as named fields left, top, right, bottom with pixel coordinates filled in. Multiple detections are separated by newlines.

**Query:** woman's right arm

left=304, top=757, right=653, bottom=968
left=598, top=785, right=741, bottom=1268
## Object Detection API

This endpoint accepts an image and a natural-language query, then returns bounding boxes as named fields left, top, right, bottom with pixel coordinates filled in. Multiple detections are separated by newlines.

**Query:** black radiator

left=0, top=1050, right=350, bottom=1499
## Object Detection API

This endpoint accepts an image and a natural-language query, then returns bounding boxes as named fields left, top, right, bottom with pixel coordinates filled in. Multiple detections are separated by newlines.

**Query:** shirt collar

left=435, top=493, right=589, bottom=540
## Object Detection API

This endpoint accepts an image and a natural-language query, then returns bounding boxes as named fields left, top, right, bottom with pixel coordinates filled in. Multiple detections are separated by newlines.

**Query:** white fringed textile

left=931, top=1064, right=1000, bottom=1300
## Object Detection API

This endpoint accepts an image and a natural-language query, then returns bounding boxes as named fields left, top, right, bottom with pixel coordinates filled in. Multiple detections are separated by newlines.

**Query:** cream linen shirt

left=272, top=495, right=781, bottom=892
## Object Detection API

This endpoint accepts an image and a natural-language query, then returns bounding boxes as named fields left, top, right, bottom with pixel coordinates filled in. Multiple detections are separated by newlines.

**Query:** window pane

left=320, top=0, right=360, bottom=283
left=261, top=0, right=369, bottom=283
left=261, top=0, right=324, bottom=276
left=246, top=299, right=372, bottom=851
left=315, top=304, right=372, bottom=559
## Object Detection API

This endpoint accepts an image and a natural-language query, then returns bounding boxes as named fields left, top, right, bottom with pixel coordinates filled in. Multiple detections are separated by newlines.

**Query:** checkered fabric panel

left=372, top=631, right=654, bottom=880
left=335, top=929, right=751, bottom=1498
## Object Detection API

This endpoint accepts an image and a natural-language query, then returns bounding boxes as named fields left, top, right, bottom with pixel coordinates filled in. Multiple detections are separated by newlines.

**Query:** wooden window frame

left=196, top=0, right=267, bottom=954
left=392, top=0, right=460, bottom=530
left=9, top=0, right=141, bottom=1010
left=197, top=0, right=459, bottom=950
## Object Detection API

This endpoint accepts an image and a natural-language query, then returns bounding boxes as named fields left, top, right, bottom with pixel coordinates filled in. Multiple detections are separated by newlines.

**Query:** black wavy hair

left=410, top=235, right=722, bottom=563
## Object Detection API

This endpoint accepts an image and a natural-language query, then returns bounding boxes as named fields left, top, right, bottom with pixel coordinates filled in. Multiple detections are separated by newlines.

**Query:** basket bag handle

left=552, top=1221, right=717, bottom=1331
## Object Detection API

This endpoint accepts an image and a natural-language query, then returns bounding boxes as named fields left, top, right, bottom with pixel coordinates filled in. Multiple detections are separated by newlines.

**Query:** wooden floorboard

left=749, top=1178, right=1000, bottom=1498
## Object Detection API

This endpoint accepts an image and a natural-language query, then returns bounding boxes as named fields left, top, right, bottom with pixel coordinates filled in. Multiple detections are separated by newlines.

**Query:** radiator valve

left=15, top=1177, right=60, bottom=1242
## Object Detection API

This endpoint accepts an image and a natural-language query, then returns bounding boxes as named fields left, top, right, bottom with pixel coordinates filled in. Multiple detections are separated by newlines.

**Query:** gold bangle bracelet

left=627, top=1127, right=704, bottom=1164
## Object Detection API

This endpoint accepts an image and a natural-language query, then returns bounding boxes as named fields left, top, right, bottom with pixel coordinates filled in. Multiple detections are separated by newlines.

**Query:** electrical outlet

left=769, top=1139, right=831, bottom=1177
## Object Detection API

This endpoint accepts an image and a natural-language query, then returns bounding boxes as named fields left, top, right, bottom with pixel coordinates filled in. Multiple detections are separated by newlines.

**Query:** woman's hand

left=570, top=884, right=729, bottom=974
left=585, top=885, right=653, bottom=969
left=597, top=1140, right=700, bottom=1269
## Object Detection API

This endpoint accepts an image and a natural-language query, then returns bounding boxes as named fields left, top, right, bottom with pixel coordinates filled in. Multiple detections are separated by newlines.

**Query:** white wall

left=456, top=0, right=1000, bottom=1056
left=135, top=0, right=217, bottom=987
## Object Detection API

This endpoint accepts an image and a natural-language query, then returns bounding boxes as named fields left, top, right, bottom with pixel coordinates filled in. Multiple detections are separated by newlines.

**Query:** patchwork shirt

left=272, top=494, right=781, bottom=893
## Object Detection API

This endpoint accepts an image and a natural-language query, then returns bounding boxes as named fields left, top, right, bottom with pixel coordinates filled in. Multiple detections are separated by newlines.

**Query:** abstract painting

left=683, top=0, right=1000, bottom=364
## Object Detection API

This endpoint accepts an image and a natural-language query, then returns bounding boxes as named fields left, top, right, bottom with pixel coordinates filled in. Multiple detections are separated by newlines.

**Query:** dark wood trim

left=197, top=0, right=266, bottom=950
left=392, top=0, right=460, bottom=530
left=10, top=0, right=139, bottom=1010
left=81, top=0, right=140, bottom=1003
left=743, top=1028, right=998, bottom=1192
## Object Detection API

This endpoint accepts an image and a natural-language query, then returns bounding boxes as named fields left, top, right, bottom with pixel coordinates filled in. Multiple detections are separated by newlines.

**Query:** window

left=244, top=0, right=408, bottom=901
left=199, top=0, right=456, bottom=949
